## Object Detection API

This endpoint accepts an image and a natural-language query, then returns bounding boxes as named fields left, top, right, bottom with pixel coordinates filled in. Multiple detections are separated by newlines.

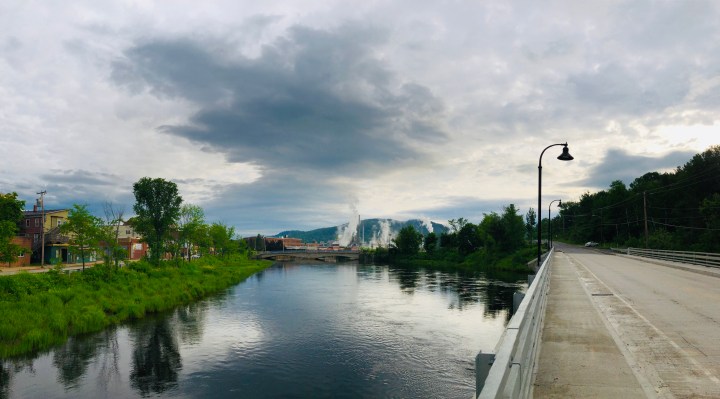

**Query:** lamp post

left=548, top=199, right=561, bottom=249
left=538, top=143, right=574, bottom=267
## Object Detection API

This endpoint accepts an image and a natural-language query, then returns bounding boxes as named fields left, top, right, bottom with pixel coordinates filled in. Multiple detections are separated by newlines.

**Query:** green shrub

left=0, top=255, right=271, bottom=358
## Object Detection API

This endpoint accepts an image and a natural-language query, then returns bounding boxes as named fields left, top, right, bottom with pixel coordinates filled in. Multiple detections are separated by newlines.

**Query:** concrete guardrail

left=474, top=247, right=554, bottom=398
left=611, top=247, right=720, bottom=268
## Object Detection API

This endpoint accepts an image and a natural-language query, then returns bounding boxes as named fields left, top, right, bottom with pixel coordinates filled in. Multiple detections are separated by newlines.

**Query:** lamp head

left=557, top=144, right=574, bottom=161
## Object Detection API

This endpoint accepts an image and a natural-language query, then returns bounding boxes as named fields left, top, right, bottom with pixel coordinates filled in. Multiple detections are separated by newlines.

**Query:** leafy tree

left=132, top=177, right=183, bottom=265
left=500, top=204, right=525, bottom=253
left=525, top=207, right=536, bottom=241
left=0, top=192, right=25, bottom=264
left=457, top=222, right=481, bottom=256
left=392, top=225, right=423, bottom=256
left=178, top=204, right=205, bottom=261
left=60, top=204, right=103, bottom=271
left=423, top=232, right=438, bottom=254
left=209, top=222, right=237, bottom=258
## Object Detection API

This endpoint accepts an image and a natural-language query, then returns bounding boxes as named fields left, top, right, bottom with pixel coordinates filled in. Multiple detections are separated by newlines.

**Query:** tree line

left=0, top=177, right=244, bottom=268
left=380, top=204, right=532, bottom=270
left=550, top=145, right=720, bottom=252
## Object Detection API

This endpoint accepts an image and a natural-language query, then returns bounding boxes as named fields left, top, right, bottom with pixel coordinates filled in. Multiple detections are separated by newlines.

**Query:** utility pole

left=643, top=191, right=649, bottom=248
left=37, top=190, right=47, bottom=267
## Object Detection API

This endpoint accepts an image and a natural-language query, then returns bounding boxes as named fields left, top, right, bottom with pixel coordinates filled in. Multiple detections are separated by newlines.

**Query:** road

left=555, top=242, right=720, bottom=398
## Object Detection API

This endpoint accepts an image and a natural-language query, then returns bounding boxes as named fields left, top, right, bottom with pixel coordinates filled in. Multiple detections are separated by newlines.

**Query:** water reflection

left=2, top=263, right=529, bottom=398
left=0, top=361, right=11, bottom=399
left=130, top=318, right=182, bottom=396
left=378, top=266, right=526, bottom=319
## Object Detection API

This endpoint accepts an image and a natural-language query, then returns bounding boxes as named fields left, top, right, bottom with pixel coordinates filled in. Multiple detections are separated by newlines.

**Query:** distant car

left=584, top=241, right=599, bottom=247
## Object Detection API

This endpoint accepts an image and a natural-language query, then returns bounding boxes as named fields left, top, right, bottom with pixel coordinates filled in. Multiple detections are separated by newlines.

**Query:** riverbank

left=0, top=256, right=271, bottom=358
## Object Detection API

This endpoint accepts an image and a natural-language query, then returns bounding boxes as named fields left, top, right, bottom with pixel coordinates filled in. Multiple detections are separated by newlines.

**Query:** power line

left=650, top=220, right=720, bottom=231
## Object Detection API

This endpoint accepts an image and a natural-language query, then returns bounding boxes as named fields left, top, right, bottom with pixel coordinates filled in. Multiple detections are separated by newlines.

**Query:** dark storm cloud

left=572, top=148, right=695, bottom=189
left=112, top=23, right=448, bottom=174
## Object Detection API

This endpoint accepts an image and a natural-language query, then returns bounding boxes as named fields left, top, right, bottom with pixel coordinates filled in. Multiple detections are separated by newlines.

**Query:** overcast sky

left=1, top=1, right=717, bottom=236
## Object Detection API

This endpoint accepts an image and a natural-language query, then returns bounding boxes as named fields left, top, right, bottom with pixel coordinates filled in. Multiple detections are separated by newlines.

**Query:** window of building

left=33, top=233, right=39, bottom=242
left=35, top=218, right=40, bottom=227
left=25, top=219, right=30, bottom=227
left=57, top=219, right=64, bottom=227
left=18, top=251, right=25, bottom=258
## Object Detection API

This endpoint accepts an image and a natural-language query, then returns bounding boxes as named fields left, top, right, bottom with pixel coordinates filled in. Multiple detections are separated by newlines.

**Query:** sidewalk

left=0, top=262, right=102, bottom=275
left=532, top=251, right=647, bottom=398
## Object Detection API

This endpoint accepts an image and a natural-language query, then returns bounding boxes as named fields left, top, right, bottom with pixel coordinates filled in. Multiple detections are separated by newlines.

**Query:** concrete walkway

left=532, top=250, right=648, bottom=398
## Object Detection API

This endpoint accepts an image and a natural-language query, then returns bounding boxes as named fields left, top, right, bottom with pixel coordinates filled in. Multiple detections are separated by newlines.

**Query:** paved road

left=555, top=242, right=720, bottom=398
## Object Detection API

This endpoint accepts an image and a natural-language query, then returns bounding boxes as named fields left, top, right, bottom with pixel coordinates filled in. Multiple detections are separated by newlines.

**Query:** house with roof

left=18, top=203, right=71, bottom=263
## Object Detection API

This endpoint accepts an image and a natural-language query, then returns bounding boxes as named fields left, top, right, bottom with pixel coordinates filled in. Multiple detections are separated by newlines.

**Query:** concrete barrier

left=475, top=247, right=554, bottom=398
left=611, top=247, right=720, bottom=268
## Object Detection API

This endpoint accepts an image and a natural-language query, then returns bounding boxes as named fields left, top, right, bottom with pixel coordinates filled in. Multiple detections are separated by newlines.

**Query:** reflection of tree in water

left=96, top=329, right=121, bottom=393
left=0, top=358, right=35, bottom=399
left=388, top=267, right=422, bottom=292
left=130, top=317, right=182, bottom=396
left=0, top=361, right=10, bottom=399
left=356, top=265, right=385, bottom=281
left=382, top=265, right=527, bottom=319
left=51, top=327, right=122, bottom=391
left=175, top=302, right=207, bottom=345
left=52, top=335, right=100, bottom=387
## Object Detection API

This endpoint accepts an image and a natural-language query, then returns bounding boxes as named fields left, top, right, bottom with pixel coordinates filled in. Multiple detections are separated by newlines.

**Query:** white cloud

left=1, top=1, right=718, bottom=236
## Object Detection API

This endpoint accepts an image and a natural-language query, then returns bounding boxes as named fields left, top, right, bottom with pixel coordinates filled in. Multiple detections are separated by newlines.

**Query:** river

left=0, top=262, right=527, bottom=398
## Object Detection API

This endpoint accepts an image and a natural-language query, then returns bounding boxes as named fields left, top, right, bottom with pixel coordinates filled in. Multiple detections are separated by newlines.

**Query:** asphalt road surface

left=555, top=242, right=720, bottom=398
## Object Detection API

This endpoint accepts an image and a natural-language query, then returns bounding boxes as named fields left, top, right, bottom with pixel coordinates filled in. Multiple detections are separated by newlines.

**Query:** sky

left=1, top=1, right=718, bottom=237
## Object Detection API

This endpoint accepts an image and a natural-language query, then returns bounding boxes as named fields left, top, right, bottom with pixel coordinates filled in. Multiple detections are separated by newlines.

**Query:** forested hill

left=274, top=219, right=448, bottom=243
left=558, top=145, right=720, bottom=252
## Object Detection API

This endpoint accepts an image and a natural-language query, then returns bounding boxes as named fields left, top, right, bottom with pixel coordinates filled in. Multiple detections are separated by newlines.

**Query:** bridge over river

left=477, top=242, right=720, bottom=398
left=255, top=250, right=360, bottom=262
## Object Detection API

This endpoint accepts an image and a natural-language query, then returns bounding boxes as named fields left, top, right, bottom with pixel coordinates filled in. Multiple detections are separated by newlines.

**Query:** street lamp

left=548, top=199, right=561, bottom=249
left=538, top=143, right=574, bottom=266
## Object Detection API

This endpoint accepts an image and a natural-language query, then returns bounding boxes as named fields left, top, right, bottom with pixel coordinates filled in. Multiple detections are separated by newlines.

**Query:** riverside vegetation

left=0, top=255, right=270, bottom=358
left=364, top=204, right=536, bottom=272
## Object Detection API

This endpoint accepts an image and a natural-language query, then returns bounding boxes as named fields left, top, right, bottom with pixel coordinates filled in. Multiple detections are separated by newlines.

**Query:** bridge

left=255, top=250, right=360, bottom=263
left=476, top=243, right=720, bottom=398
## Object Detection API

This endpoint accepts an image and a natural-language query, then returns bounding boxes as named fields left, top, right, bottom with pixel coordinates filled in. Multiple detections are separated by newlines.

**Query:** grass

left=0, top=255, right=271, bottom=358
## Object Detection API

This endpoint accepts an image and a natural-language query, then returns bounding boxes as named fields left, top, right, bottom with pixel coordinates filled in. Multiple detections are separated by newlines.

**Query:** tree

left=500, top=204, right=526, bottom=253
left=178, top=204, right=205, bottom=261
left=0, top=192, right=25, bottom=264
left=392, top=225, right=423, bottom=256
left=525, top=208, right=537, bottom=242
left=423, top=232, right=438, bottom=254
left=209, top=222, right=237, bottom=258
left=457, top=222, right=481, bottom=255
left=99, top=201, right=126, bottom=267
left=132, top=177, right=183, bottom=265
left=60, top=204, right=103, bottom=271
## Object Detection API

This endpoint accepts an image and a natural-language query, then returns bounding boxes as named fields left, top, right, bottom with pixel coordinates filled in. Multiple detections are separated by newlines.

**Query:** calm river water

left=1, top=263, right=527, bottom=398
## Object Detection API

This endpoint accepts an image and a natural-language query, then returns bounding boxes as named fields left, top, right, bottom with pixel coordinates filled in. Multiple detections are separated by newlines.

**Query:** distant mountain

left=274, top=218, right=448, bottom=244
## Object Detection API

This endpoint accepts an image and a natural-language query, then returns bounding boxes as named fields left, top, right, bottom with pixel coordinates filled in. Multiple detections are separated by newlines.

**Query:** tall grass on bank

left=0, top=256, right=270, bottom=358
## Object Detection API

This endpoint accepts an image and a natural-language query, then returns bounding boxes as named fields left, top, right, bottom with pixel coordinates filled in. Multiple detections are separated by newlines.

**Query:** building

left=18, top=203, right=70, bottom=263
left=4, top=236, right=32, bottom=267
